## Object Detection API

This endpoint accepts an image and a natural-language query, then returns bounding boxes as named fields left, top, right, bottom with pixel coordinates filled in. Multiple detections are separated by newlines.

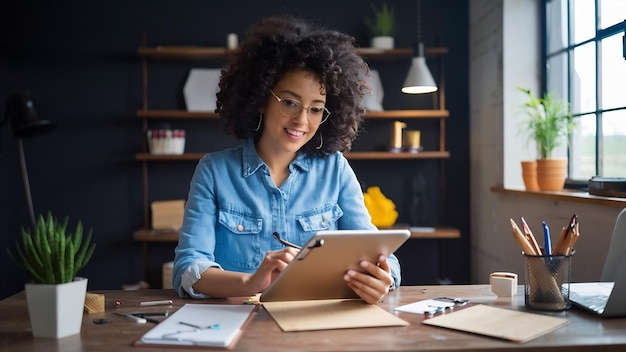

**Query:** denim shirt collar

left=242, top=138, right=312, bottom=177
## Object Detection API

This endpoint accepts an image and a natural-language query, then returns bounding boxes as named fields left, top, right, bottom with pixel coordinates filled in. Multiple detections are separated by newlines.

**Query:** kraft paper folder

left=422, top=304, right=570, bottom=343
left=262, top=299, right=409, bottom=332
left=134, top=303, right=258, bottom=350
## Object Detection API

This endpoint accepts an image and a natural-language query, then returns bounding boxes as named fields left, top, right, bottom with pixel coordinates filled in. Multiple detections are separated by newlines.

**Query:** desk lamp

left=402, top=0, right=437, bottom=94
left=1, top=91, right=56, bottom=232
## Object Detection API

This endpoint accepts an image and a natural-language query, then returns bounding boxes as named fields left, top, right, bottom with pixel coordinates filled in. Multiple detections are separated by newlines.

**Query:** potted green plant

left=7, top=212, right=95, bottom=338
left=518, top=87, right=576, bottom=191
left=364, top=2, right=396, bottom=49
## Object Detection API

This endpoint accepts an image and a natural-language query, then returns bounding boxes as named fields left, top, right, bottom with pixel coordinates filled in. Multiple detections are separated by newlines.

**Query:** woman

left=173, top=16, right=401, bottom=304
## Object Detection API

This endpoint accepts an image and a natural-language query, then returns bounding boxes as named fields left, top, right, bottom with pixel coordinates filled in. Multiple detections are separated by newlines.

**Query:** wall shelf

left=135, top=151, right=450, bottom=161
left=138, top=46, right=449, bottom=61
left=346, top=151, right=450, bottom=159
left=136, top=109, right=449, bottom=119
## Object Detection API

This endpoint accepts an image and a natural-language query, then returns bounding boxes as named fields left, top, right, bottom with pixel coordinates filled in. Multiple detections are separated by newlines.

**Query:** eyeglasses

left=269, top=90, right=330, bottom=125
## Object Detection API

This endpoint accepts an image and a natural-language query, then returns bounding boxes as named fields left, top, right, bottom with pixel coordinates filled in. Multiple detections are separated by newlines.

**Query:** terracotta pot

left=536, top=158, right=568, bottom=191
left=521, top=161, right=539, bottom=191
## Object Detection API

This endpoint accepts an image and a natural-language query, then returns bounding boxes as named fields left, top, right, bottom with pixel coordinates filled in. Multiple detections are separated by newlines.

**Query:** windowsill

left=491, top=186, right=626, bottom=208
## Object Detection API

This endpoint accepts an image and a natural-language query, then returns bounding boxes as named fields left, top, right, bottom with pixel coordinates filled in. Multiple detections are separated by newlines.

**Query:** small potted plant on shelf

left=518, top=87, right=576, bottom=191
left=7, top=212, right=96, bottom=338
left=364, top=2, right=396, bottom=50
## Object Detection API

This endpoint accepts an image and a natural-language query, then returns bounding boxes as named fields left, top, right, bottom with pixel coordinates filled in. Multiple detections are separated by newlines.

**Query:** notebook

left=135, top=304, right=258, bottom=349
left=422, top=304, right=570, bottom=343
left=569, top=208, right=626, bottom=317
left=260, top=229, right=410, bottom=302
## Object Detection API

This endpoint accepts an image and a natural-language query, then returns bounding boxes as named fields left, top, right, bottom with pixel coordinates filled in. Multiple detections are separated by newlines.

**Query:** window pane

left=601, top=34, right=626, bottom=110
left=547, top=53, right=567, bottom=101
left=602, top=110, right=626, bottom=176
left=570, top=113, right=597, bottom=180
left=599, top=0, right=626, bottom=29
left=572, top=0, right=596, bottom=43
left=571, top=42, right=596, bottom=115
left=547, top=0, right=568, bottom=53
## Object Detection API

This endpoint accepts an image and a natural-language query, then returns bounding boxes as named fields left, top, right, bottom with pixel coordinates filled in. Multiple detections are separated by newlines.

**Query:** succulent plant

left=7, top=212, right=95, bottom=284
left=364, top=2, right=396, bottom=37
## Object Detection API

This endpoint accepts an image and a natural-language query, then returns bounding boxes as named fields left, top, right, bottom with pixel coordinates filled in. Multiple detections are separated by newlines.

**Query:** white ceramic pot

left=371, top=36, right=394, bottom=50
left=25, top=277, right=88, bottom=338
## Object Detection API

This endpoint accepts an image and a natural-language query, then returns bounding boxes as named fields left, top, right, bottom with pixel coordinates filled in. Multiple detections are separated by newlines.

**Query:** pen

left=129, top=311, right=169, bottom=317
left=134, top=315, right=160, bottom=324
left=272, top=232, right=302, bottom=250
left=542, top=221, right=551, bottom=255
left=114, top=313, right=147, bottom=324
left=140, top=300, right=173, bottom=307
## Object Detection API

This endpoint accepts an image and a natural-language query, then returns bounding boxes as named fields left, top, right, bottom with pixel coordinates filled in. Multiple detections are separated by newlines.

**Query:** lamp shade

left=5, top=91, right=55, bottom=138
left=401, top=44, right=437, bottom=94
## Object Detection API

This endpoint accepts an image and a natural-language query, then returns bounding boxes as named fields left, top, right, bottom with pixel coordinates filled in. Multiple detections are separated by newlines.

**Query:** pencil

left=552, top=226, right=567, bottom=255
left=510, top=218, right=537, bottom=255
left=562, top=222, right=580, bottom=255
left=521, top=217, right=542, bottom=255
left=554, top=214, right=578, bottom=255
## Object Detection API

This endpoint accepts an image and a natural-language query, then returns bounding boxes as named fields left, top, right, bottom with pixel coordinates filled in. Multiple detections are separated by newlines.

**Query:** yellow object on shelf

left=363, top=186, right=398, bottom=228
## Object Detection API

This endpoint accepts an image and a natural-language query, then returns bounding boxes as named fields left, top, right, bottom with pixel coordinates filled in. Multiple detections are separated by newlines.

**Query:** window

left=545, top=0, right=626, bottom=181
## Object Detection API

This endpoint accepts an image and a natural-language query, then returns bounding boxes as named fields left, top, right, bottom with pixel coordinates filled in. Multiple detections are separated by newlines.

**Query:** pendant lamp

left=402, top=0, right=437, bottom=94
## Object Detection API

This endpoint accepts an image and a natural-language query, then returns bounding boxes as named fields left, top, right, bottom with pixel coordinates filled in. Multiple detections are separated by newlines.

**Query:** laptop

left=259, top=229, right=410, bottom=302
left=568, top=208, right=626, bottom=317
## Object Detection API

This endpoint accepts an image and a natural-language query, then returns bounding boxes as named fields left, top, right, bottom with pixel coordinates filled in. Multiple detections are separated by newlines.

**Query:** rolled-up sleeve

left=173, top=155, right=221, bottom=298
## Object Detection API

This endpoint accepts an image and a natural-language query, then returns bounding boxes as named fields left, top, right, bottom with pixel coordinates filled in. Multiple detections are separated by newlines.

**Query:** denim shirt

left=173, top=138, right=401, bottom=298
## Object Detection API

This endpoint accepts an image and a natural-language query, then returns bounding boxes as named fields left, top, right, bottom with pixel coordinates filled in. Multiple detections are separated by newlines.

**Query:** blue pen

left=542, top=221, right=552, bottom=255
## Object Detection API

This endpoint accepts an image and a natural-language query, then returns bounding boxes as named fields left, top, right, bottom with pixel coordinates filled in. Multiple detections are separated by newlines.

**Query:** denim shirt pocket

left=217, top=209, right=263, bottom=272
left=296, top=203, right=343, bottom=232
left=218, top=209, right=263, bottom=234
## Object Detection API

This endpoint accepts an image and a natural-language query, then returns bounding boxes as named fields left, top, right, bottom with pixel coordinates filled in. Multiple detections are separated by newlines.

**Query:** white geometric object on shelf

left=183, top=68, right=221, bottom=111
left=362, top=69, right=384, bottom=111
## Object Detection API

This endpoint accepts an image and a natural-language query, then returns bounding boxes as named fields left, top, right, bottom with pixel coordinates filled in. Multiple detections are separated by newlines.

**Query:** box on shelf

left=151, top=200, right=185, bottom=230
left=162, top=261, right=174, bottom=289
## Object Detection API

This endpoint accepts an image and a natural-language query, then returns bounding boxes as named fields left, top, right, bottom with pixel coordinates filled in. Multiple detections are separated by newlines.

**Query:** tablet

left=259, top=229, right=410, bottom=302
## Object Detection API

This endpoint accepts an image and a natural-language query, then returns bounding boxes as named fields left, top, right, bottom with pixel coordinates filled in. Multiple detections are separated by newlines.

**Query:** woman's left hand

left=343, top=255, right=393, bottom=304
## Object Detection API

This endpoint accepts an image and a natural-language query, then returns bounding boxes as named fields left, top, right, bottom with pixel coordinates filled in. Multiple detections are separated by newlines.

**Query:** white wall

left=468, top=0, right=624, bottom=284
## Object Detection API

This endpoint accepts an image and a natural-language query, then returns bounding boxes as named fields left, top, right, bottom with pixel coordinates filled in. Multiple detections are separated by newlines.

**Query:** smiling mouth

left=286, top=128, right=304, bottom=137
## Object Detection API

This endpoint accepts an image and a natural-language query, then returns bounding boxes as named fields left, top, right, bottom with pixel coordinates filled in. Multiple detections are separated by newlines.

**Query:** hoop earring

left=316, top=134, right=323, bottom=150
left=254, top=113, right=263, bottom=132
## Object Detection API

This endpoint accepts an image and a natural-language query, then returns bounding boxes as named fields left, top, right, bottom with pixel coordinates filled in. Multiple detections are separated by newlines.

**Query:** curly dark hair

left=216, top=15, right=369, bottom=156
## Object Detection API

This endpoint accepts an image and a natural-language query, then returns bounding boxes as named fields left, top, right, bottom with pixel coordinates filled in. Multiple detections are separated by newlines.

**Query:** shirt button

left=237, top=224, right=244, bottom=232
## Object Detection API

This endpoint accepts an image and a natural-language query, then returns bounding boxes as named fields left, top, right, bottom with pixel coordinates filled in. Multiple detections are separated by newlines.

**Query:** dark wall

left=0, top=0, right=469, bottom=299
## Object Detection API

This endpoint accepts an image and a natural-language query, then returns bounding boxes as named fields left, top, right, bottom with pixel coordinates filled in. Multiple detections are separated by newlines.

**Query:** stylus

left=114, top=313, right=147, bottom=324
left=272, top=232, right=302, bottom=250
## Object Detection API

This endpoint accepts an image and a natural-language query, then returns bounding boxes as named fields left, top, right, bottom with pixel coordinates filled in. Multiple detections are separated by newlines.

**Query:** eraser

left=489, top=272, right=518, bottom=297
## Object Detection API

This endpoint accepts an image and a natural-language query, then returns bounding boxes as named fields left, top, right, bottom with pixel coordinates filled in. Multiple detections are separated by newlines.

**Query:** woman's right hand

left=245, top=247, right=299, bottom=293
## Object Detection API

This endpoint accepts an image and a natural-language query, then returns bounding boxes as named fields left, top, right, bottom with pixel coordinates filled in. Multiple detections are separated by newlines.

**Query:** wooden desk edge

left=133, top=226, right=461, bottom=242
